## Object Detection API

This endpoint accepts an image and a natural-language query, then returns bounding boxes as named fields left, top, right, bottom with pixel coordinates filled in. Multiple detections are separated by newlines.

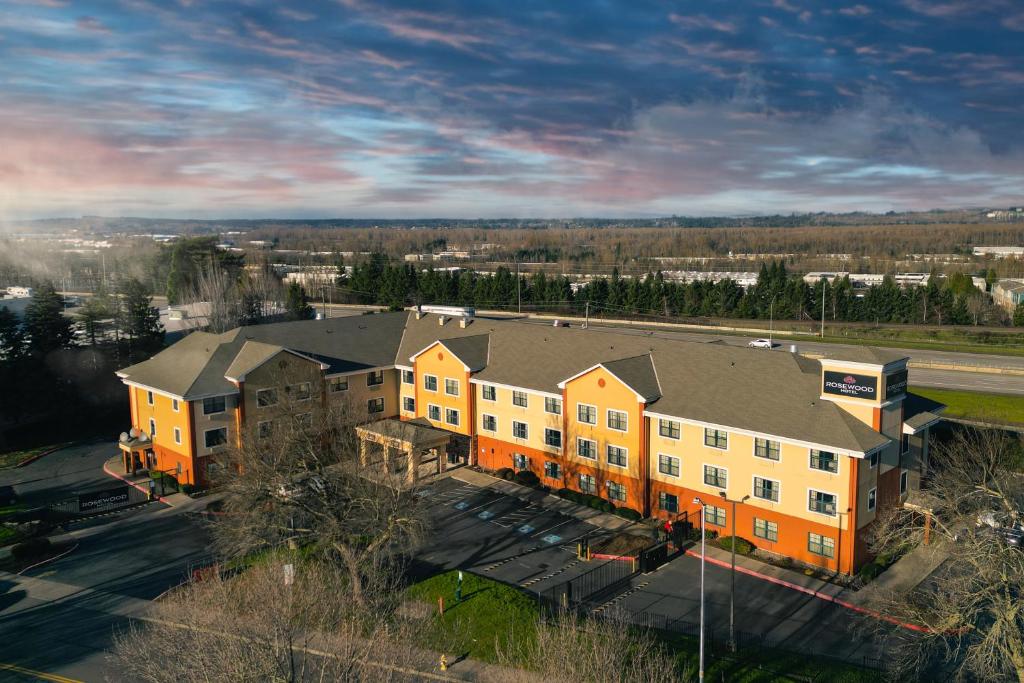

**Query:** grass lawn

left=0, top=442, right=74, bottom=469
left=0, top=526, right=19, bottom=546
left=910, top=386, right=1024, bottom=426
left=406, top=570, right=879, bottom=681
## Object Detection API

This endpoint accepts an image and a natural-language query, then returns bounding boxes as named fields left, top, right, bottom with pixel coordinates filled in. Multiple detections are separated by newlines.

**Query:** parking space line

left=530, top=518, right=575, bottom=538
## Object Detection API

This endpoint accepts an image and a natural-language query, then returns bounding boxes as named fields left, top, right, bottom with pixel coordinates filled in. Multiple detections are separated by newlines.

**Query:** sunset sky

left=1, top=0, right=1022, bottom=219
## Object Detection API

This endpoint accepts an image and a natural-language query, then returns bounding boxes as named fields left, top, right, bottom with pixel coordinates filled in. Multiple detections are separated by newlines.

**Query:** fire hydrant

left=439, top=654, right=448, bottom=671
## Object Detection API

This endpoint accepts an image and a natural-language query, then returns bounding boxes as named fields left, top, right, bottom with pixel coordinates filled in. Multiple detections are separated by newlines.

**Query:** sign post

left=455, top=570, right=463, bottom=603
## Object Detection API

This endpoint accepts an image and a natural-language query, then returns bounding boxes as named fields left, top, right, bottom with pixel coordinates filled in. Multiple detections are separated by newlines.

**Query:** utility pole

left=719, top=492, right=749, bottom=652
left=516, top=260, right=521, bottom=314
left=821, top=283, right=826, bottom=339
left=584, top=301, right=589, bottom=329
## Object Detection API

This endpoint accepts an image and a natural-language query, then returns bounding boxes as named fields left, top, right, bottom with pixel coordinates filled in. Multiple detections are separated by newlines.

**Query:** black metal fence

left=538, top=555, right=637, bottom=611
left=47, top=483, right=150, bottom=518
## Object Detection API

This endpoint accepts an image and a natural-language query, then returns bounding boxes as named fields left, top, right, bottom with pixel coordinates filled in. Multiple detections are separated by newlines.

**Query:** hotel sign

left=78, top=486, right=131, bottom=513
left=885, top=370, right=908, bottom=400
left=823, top=371, right=877, bottom=400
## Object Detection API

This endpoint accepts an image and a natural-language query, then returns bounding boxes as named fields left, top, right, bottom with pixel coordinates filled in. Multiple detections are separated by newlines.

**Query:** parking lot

left=418, top=476, right=622, bottom=594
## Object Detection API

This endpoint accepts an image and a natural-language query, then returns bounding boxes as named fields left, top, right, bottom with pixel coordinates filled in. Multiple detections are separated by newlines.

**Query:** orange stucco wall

left=129, top=385, right=197, bottom=485
left=412, top=341, right=473, bottom=437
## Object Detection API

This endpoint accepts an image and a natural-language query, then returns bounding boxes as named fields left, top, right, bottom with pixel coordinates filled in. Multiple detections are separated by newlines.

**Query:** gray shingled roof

left=602, top=355, right=661, bottom=402
left=817, top=346, right=909, bottom=366
left=436, top=334, right=490, bottom=371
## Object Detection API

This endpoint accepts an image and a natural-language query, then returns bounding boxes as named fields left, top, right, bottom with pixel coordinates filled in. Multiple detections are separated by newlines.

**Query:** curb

left=685, top=549, right=929, bottom=633
left=102, top=461, right=170, bottom=504
left=13, top=444, right=71, bottom=469
left=17, top=542, right=79, bottom=575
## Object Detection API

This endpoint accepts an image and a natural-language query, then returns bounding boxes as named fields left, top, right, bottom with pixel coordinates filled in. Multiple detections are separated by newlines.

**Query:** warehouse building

left=116, top=311, right=942, bottom=574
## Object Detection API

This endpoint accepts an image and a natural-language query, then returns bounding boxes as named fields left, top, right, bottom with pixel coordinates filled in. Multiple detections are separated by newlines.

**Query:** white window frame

left=867, top=487, right=877, bottom=511
left=606, top=444, right=628, bottom=469
left=258, top=420, right=272, bottom=439
left=807, top=488, right=839, bottom=517
left=329, top=377, right=349, bottom=393
left=576, top=437, right=597, bottom=460
left=291, top=382, right=312, bottom=402
left=809, top=449, right=840, bottom=475
left=445, top=378, right=460, bottom=397
left=367, top=398, right=385, bottom=414
left=606, top=409, right=628, bottom=432
left=657, top=453, right=680, bottom=478
left=706, top=504, right=727, bottom=527
left=512, top=420, right=529, bottom=440
left=513, top=453, right=529, bottom=470
left=544, top=396, right=562, bottom=415
left=423, top=374, right=438, bottom=392
left=703, top=463, right=728, bottom=489
left=577, top=402, right=597, bottom=425
left=173, top=427, right=182, bottom=445
left=401, top=369, right=414, bottom=385
left=544, top=428, right=562, bottom=449
left=481, top=413, right=497, bottom=432
left=606, top=480, right=627, bottom=502
left=753, top=437, right=781, bottom=461
left=753, top=518, right=778, bottom=542
left=900, top=470, right=909, bottom=494
left=366, top=370, right=384, bottom=387
left=544, top=460, right=561, bottom=480
left=512, top=390, right=529, bottom=408
left=257, top=388, right=278, bottom=408
left=808, top=532, right=835, bottom=558
left=579, top=473, right=596, bottom=494
left=427, top=403, right=441, bottom=421
left=445, top=407, right=460, bottom=426
left=658, top=491, right=679, bottom=513
left=481, top=384, right=496, bottom=401
left=658, top=418, right=680, bottom=440
left=203, top=396, right=227, bottom=415
left=172, top=399, right=179, bottom=413
left=704, top=428, right=728, bottom=450
left=752, top=475, right=781, bottom=503
left=402, top=396, right=415, bottom=413
left=204, top=427, right=227, bottom=449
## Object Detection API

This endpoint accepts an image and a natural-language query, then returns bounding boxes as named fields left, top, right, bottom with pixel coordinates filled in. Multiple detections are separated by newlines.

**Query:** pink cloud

left=668, top=13, right=738, bottom=33
left=75, top=16, right=111, bottom=34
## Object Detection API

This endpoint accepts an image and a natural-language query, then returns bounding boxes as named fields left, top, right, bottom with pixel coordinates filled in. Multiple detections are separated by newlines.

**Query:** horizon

left=1, top=1, right=1023, bottom=219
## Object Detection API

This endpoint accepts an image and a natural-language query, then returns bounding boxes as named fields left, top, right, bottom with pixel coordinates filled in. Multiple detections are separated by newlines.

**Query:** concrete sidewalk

left=689, top=542, right=849, bottom=599
left=102, top=454, right=208, bottom=509
left=451, top=468, right=644, bottom=533
left=845, top=541, right=949, bottom=607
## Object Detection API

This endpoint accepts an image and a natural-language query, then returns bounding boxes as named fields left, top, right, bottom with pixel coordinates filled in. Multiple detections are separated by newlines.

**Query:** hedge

left=514, top=470, right=540, bottom=487
left=717, top=536, right=755, bottom=555
left=495, top=467, right=515, bottom=481
left=614, top=507, right=643, bottom=521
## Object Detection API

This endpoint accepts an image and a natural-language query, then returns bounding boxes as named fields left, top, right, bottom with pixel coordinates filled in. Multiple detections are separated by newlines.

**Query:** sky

left=1, top=0, right=1023, bottom=219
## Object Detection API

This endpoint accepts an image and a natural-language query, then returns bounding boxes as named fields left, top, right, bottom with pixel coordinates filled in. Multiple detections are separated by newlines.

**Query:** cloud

left=75, top=16, right=110, bottom=34
left=839, top=5, right=872, bottom=16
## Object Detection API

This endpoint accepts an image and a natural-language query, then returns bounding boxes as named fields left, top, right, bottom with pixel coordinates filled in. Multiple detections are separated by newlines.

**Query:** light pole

left=768, top=293, right=778, bottom=348
left=693, top=497, right=707, bottom=683
left=719, top=492, right=749, bottom=652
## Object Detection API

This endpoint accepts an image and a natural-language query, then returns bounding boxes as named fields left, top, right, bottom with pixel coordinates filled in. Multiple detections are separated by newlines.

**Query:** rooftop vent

left=439, top=316, right=448, bottom=326
left=459, top=317, right=473, bottom=328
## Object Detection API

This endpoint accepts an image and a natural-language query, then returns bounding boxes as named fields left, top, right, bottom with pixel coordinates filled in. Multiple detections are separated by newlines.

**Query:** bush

left=181, top=484, right=195, bottom=495
left=495, top=467, right=515, bottom=481
left=614, top=507, right=643, bottom=521
left=717, top=536, right=755, bottom=555
left=514, top=470, right=540, bottom=488
left=599, top=500, right=614, bottom=513
left=859, top=561, right=885, bottom=582
left=11, top=537, right=52, bottom=561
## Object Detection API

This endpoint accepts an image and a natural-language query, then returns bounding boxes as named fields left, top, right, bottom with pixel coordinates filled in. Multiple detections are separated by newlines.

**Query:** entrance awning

left=355, top=417, right=451, bottom=452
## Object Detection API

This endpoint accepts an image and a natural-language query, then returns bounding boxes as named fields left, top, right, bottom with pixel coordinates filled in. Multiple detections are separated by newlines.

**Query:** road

left=0, top=442, right=127, bottom=508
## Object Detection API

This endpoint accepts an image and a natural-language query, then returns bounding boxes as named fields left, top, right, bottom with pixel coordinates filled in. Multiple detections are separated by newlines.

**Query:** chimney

left=439, top=316, right=448, bottom=326
left=459, top=316, right=472, bottom=328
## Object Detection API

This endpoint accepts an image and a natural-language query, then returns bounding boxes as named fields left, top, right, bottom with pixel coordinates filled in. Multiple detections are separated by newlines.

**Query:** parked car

left=975, top=511, right=1024, bottom=549
left=747, top=338, right=773, bottom=349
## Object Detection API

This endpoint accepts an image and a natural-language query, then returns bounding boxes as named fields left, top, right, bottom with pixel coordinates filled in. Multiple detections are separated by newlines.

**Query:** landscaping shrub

left=495, top=467, right=515, bottom=481
left=11, top=537, right=51, bottom=561
left=181, top=484, right=195, bottom=495
left=599, top=500, right=614, bottom=513
left=514, top=470, right=540, bottom=487
left=717, top=536, right=755, bottom=555
left=859, top=562, right=884, bottom=582
left=614, top=507, right=643, bottom=521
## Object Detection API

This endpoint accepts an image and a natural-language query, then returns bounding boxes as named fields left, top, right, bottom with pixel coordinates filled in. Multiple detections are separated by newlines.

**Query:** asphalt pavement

left=0, top=442, right=129, bottom=508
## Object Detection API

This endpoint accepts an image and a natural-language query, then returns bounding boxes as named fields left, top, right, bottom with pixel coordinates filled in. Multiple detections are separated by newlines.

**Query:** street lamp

left=693, top=497, right=707, bottom=683
left=768, top=293, right=779, bottom=348
left=719, top=492, right=749, bottom=652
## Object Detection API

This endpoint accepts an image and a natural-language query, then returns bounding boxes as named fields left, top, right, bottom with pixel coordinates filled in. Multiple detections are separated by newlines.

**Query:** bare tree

left=112, top=554, right=440, bottom=682
left=494, top=611, right=687, bottom=683
left=185, top=262, right=244, bottom=333
left=240, top=265, right=285, bottom=324
left=865, top=427, right=1024, bottom=682
left=209, top=398, right=430, bottom=609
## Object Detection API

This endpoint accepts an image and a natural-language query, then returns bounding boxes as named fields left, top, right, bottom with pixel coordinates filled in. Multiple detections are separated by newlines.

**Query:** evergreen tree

left=77, top=295, right=112, bottom=346
left=23, top=282, right=73, bottom=354
left=0, top=305, right=25, bottom=360
left=1014, top=302, right=1024, bottom=327
left=118, top=278, right=164, bottom=351
left=285, top=282, right=314, bottom=321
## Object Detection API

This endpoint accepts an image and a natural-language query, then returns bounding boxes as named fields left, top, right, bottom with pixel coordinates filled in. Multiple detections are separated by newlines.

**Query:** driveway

left=0, top=442, right=122, bottom=507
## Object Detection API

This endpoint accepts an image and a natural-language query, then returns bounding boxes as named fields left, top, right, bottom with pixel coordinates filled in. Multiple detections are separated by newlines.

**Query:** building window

left=445, top=408, right=459, bottom=426
left=753, top=518, right=778, bottom=542
left=658, top=419, right=680, bottom=439
left=482, top=384, right=496, bottom=401
left=513, top=453, right=529, bottom=470
left=544, top=428, right=562, bottom=449
left=704, top=428, right=728, bottom=449
left=482, top=414, right=497, bottom=432
left=754, top=438, right=780, bottom=461
left=204, top=428, right=227, bottom=449
left=402, top=396, right=415, bottom=413
left=703, top=464, right=727, bottom=488
left=512, top=421, right=528, bottom=439
left=659, top=492, right=678, bottom=513
left=445, top=378, right=459, bottom=396
left=203, top=396, right=226, bottom=415
left=544, top=396, right=562, bottom=415
left=577, top=437, right=597, bottom=460
left=607, top=480, right=627, bottom=502
left=607, top=409, right=628, bottom=431
left=294, top=412, right=312, bottom=428
left=867, top=487, right=876, bottom=511
left=424, top=375, right=438, bottom=392
left=401, top=369, right=414, bottom=385
left=808, top=533, right=835, bottom=558
left=869, top=451, right=879, bottom=468
left=173, top=427, right=182, bottom=445
left=808, top=490, right=837, bottom=516
left=544, top=461, right=561, bottom=479
left=172, top=399, right=179, bottom=412
left=579, top=474, right=596, bottom=494
left=607, top=445, right=628, bottom=468
left=512, top=390, right=528, bottom=408
left=658, top=453, right=680, bottom=477
left=329, top=377, right=348, bottom=393
left=810, top=450, right=838, bottom=473
left=705, top=505, right=726, bottom=527
left=257, top=388, right=278, bottom=408
left=428, top=404, right=441, bottom=421
left=258, top=421, right=272, bottom=439
left=291, top=382, right=312, bottom=401
left=753, top=476, right=780, bottom=502
left=149, top=418, right=156, bottom=437
left=900, top=471, right=909, bottom=494
left=147, top=390, right=154, bottom=405
left=367, top=398, right=385, bottom=414
left=366, top=370, right=384, bottom=387
left=577, top=403, right=597, bottom=424
left=901, top=434, right=911, bottom=455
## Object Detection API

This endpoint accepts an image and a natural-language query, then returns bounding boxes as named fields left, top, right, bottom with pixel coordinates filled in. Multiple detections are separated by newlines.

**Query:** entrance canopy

left=355, top=418, right=451, bottom=485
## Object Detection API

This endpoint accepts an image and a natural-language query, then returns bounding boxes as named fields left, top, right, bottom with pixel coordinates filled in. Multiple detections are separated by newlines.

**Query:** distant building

left=662, top=271, right=759, bottom=287
left=973, top=246, right=1024, bottom=258
left=971, top=276, right=987, bottom=291
left=802, top=273, right=931, bottom=288
left=5, top=286, right=34, bottom=298
left=992, top=279, right=1024, bottom=314
left=282, top=266, right=341, bottom=289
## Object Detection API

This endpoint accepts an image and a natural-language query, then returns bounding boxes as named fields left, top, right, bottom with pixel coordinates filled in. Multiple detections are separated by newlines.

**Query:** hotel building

left=116, top=311, right=942, bottom=574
